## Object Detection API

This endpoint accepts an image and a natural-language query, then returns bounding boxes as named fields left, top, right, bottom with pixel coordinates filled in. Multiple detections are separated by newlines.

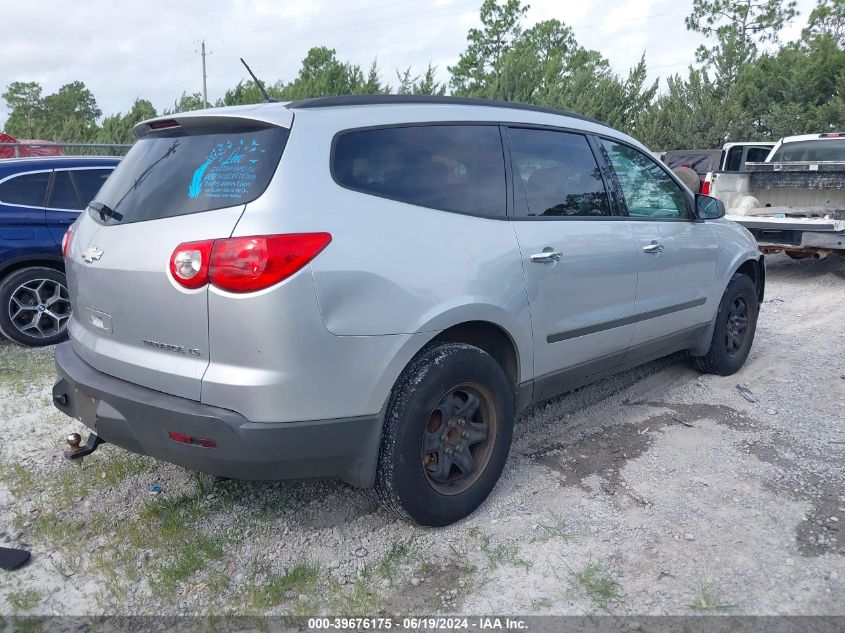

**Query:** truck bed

left=712, top=161, right=845, bottom=255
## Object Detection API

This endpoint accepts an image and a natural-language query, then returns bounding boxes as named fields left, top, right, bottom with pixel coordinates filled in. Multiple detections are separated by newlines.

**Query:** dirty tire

left=375, top=342, right=514, bottom=526
left=0, top=267, right=71, bottom=347
left=692, top=273, right=758, bottom=376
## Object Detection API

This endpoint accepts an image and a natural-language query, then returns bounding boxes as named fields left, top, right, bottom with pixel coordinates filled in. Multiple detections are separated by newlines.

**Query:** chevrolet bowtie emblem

left=82, top=246, right=104, bottom=263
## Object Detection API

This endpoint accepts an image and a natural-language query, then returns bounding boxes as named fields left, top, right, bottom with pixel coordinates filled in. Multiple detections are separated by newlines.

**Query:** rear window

left=332, top=125, right=506, bottom=218
left=745, top=147, right=770, bottom=164
left=90, top=125, right=288, bottom=225
left=770, top=139, right=845, bottom=162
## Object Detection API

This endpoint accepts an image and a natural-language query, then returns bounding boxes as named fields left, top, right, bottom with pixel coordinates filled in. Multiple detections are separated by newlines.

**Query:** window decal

left=188, top=137, right=267, bottom=200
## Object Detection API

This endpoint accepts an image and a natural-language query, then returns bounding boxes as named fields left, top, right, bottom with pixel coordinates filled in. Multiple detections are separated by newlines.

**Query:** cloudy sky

left=1, top=0, right=817, bottom=128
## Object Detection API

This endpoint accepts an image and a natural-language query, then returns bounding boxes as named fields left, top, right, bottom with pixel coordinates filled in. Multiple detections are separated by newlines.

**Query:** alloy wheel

left=8, top=278, right=72, bottom=340
left=724, top=296, right=749, bottom=358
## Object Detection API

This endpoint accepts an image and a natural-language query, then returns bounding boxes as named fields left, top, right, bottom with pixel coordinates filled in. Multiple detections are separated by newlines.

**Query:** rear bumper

left=726, top=214, right=845, bottom=251
left=52, top=343, right=383, bottom=488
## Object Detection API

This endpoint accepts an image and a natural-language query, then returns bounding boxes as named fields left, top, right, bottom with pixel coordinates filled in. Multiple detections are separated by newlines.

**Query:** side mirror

left=695, top=194, right=725, bottom=219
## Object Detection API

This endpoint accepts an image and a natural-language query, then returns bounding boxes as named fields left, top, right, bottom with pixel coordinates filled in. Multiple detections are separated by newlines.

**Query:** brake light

left=169, top=233, right=332, bottom=293
left=819, top=132, right=845, bottom=138
left=149, top=119, right=181, bottom=130
left=700, top=180, right=710, bottom=195
left=62, top=226, right=73, bottom=258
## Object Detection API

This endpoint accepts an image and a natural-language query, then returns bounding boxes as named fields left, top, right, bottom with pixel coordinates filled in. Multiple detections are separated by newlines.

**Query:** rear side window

left=770, top=139, right=845, bottom=162
left=91, top=125, right=289, bottom=225
left=508, top=128, right=610, bottom=217
left=0, top=172, right=50, bottom=207
left=332, top=125, right=506, bottom=218
left=71, top=169, right=112, bottom=207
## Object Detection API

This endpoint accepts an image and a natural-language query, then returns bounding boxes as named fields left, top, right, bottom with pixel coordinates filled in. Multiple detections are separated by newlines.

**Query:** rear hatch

left=65, top=112, right=290, bottom=400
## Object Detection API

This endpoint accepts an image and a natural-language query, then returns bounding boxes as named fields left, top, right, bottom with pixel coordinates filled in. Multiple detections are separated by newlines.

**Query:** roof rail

left=286, top=94, right=605, bottom=126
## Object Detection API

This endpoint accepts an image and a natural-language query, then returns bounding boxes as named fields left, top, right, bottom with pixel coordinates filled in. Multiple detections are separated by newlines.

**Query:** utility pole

left=201, top=40, right=208, bottom=108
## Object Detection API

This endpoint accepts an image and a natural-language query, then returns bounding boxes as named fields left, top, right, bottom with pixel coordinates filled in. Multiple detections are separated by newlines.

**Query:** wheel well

left=0, top=259, right=65, bottom=282
left=735, top=258, right=764, bottom=303
left=429, top=321, right=519, bottom=392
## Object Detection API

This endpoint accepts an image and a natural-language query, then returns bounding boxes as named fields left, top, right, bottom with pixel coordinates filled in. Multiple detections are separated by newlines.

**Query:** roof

left=779, top=133, right=845, bottom=144
left=722, top=141, right=775, bottom=150
left=0, top=155, right=121, bottom=169
left=0, top=156, right=120, bottom=180
left=286, top=94, right=604, bottom=125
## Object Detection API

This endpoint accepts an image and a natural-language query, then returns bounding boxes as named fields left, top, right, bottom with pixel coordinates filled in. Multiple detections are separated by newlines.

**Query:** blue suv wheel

left=0, top=266, right=71, bottom=346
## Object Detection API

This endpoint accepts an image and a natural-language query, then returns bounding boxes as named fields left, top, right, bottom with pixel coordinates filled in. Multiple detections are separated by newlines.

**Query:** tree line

left=3, top=0, right=844, bottom=150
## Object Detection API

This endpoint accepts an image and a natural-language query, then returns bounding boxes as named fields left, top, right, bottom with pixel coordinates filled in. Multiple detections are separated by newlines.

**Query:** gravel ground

left=0, top=253, right=842, bottom=616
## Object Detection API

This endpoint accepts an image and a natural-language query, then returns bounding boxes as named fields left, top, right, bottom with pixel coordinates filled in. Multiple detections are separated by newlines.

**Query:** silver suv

left=52, top=96, right=763, bottom=526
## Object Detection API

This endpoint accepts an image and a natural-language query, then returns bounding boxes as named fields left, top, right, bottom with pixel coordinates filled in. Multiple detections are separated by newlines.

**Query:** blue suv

left=0, top=156, right=120, bottom=346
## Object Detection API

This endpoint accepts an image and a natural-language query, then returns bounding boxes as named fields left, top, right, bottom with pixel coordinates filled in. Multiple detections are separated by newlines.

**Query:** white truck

left=664, top=142, right=774, bottom=194
left=709, top=133, right=845, bottom=259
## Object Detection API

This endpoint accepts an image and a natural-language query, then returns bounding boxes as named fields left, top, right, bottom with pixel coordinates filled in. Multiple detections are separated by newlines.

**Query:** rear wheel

left=0, top=267, right=71, bottom=347
left=692, top=273, right=758, bottom=376
left=375, top=343, right=514, bottom=526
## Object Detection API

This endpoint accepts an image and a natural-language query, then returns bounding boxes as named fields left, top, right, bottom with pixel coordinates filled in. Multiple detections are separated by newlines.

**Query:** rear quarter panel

left=232, top=107, right=536, bottom=384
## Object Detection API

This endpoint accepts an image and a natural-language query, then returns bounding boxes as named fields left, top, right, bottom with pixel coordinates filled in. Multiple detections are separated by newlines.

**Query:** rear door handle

left=530, top=249, right=563, bottom=264
left=642, top=242, right=664, bottom=254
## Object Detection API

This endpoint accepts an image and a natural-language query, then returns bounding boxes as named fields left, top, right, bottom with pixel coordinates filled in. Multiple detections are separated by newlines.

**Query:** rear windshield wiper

left=101, top=139, right=180, bottom=223
left=89, top=201, right=123, bottom=223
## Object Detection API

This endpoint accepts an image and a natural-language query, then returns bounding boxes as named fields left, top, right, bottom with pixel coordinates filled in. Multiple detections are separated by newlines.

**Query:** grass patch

left=531, top=596, right=553, bottom=610
left=0, top=344, right=55, bottom=395
left=569, top=561, right=622, bottom=612
left=53, top=450, right=153, bottom=504
left=688, top=583, right=738, bottom=612
left=6, top=588, right=42, bottom=613
left=337, top=575, right=382, bottom=614
left=128, top=492, right=229, bottom=599
left=153, top=534, right=225, bottom=595
left=24, top=510, right=88, bottom=549
left=247, top=561, right=321, bottom=610
left=468, top=527, right=533, bottom=571
left=533, top=512, right=574, bottom=544
left=377, top=539, right=412, bottom=584
left=0, top=463, right=35, bottom=498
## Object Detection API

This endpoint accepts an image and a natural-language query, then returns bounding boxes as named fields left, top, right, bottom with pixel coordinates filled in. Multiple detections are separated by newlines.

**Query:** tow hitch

left=64, top=432, right=105, bottom=460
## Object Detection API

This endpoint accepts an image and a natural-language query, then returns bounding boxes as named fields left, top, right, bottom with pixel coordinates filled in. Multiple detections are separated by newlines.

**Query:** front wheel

left=0, top=267, right=72, bottom=347
left=692, top=273, right=758, bottom=376
left=375, top=343, right=514, bottom=526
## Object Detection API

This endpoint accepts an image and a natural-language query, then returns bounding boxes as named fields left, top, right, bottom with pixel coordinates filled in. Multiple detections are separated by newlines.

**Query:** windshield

left=770, top=139, right=845, bottom=162
left=90, top=124, right=288, bottom=225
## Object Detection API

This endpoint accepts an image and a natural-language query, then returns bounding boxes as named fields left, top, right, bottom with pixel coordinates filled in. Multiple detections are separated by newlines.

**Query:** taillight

left=169, top=240, right=213, bottom=289
left=62, top=226, right=73, bottom=258
left=169, top=233, right=332, bottom=293
left=700, top=180, right=710, bottom=195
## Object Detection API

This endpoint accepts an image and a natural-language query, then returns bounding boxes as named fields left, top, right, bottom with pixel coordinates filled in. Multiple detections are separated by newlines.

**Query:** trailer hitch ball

left=67, top=433, right=82, bottom=453
left=63, top=432, right=104, bottom=461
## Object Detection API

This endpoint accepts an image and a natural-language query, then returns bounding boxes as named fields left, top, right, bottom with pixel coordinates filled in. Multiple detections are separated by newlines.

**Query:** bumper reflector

left=168, top=431, right=217, bottom=448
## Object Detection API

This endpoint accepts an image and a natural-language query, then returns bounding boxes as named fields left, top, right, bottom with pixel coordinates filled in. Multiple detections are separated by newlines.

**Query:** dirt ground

left=0, top=253, right=842, bottom=616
